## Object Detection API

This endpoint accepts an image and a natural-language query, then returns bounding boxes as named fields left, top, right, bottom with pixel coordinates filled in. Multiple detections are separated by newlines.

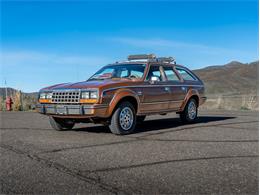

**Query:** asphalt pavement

left=0, top=110, right=258, bottom=194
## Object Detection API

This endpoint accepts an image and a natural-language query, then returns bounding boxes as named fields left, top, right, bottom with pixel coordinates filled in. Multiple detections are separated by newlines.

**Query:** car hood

left=40, top=79, right=139, bottom=91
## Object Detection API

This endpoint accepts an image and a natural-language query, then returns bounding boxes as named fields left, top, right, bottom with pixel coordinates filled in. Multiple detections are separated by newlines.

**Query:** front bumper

left=36, top=104, right=109, bottom=118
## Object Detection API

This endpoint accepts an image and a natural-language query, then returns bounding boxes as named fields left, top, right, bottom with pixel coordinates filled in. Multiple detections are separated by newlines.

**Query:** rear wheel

left=179, top=98, right=198, bottom=123
left=49, top=116, right=75, bottom=131
left=109, top=101, right=136, bottom=135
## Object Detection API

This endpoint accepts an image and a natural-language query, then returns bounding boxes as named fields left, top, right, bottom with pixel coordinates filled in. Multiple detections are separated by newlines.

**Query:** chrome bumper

left=36, top=104, right=108, bottom=117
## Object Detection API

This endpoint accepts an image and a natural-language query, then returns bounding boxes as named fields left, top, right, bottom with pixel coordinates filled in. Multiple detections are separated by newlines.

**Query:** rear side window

left=163, top=66, right=180, bottom=81
left=176, top=68, right=196, bottom=81
left=146, top=65, right=163, bottom=81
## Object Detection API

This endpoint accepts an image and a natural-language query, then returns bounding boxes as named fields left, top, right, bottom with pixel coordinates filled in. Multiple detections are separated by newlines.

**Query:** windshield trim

left=88, top=63, right=148, bottom=81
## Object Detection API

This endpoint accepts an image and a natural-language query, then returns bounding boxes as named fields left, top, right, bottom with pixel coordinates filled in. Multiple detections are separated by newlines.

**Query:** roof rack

left=128, top=54, right=156, bottom=61
left=127, top=54, right=176, bottom=64
left=155, top=57, right=175, bottom=64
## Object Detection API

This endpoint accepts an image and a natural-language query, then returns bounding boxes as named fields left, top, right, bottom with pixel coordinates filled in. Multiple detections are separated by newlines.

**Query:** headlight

left=81, top=90, right=99, bottom=99
left=39, top=92, right=52, bottom=99
left=39, top=93, right=46, bottom=99
left=90, top=91, right=98, bottom=99
left=80, top=89, right=99, bottom=103
left=81, top=91, right=90, bottom=99
left=46, top=93, right=52, bottom=99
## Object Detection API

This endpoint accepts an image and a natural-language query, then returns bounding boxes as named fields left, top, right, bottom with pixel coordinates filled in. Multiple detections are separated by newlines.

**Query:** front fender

left=106, top=88, right=141, bottom=117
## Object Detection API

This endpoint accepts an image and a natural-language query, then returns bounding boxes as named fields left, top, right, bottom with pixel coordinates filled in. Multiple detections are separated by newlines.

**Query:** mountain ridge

left=195, top=60, right=258, bottom=71
left=0, top=60, right=258, bottom=96
left=193, top=61, right=258, bottom=95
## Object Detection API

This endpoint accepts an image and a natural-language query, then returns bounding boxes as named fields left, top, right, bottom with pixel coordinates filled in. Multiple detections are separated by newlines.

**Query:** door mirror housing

left=150, top=76, right=160, bottom=84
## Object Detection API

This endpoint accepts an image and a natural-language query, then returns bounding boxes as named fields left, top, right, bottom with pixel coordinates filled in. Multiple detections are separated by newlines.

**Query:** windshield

left=89, top=64, right=146, bottom=80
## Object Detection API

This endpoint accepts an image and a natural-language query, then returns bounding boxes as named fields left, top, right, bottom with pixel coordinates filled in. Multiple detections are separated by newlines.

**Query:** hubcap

left=119, top=107, right=134, bottom=131
left=188, top=101, right=197, bottom=120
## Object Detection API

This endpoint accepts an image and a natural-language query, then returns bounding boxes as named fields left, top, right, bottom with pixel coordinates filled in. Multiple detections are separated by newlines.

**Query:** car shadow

left=73, top=116, right=235, bottom=134
left=73, top=124, right=111, bottom=133
left=134, top=116, right=235, bottom=134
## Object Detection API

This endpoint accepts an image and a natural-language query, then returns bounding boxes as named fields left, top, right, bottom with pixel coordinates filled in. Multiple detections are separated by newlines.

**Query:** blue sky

left=1, top=0, right=258, bottom=92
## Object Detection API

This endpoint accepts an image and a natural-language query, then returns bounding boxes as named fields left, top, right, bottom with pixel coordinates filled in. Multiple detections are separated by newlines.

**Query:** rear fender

left=179, top=89, right=200, bottom=112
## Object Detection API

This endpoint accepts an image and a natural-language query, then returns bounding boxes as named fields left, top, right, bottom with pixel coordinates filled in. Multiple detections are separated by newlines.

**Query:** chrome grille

left=52, top=91, right=80, bottom=104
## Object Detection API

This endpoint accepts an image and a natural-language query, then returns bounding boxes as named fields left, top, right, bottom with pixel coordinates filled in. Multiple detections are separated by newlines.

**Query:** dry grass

left=0, top=92, right=258, bottom=111
left=13, top=91, right=22, bottom=111
left=201, top=94, right=259, bottom=111
left=0, top=91, right=37, bottom=111
left=0, top=96, right=4, bottom=111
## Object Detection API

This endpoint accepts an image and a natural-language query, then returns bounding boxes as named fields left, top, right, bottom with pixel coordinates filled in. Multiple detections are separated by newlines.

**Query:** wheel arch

left=189, top=95, right=199, bottom=106
left=179, top=89, right=200, bottom=112
left=107, top=89, right=140, bottom=117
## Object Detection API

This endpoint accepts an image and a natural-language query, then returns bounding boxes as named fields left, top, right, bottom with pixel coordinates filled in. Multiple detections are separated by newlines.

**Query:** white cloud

left=0, top=50, right=109, bottom=67
left=110, top=37, right=252, bottom=56
left=0, top=50, right=111, bottom=92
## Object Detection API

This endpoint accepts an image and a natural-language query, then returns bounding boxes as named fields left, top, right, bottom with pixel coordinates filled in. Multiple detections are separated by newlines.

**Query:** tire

left=137, top=115, right=146, bottom=124
left=49, top=116, right=75, bottom=131
left=179, top=98, right=198, bottom=123
left=109, top=101, right=137, bottom=135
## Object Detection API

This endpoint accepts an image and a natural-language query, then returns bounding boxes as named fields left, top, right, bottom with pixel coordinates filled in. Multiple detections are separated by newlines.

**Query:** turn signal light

left=39, top=99, right=52, bottom=103
left=80, top=99, right=98, bottom=104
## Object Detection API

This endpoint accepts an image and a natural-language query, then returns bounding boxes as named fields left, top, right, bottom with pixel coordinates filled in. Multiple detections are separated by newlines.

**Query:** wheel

left=137, top=115, right=146, bottom=124
left=179, top=98, right=198, bottom=123
left=49, top=116, right=75, bottom=131
left=109, top=101, right=137, bottom=135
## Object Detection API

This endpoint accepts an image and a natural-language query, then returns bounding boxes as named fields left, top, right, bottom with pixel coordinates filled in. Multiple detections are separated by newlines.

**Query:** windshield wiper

left=88, top=78, right=106, bottom=81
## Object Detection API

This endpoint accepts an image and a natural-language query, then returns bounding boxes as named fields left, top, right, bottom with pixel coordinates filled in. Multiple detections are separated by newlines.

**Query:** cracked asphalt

left=0, top=110, right=258, bottom=194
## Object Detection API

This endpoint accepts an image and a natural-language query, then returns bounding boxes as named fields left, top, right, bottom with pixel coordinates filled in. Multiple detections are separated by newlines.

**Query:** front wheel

left=49, top=116, right=75, bottom=131
left=109, top=101, right=136, bottom=135
left=179, top=98, right=198, bottom=123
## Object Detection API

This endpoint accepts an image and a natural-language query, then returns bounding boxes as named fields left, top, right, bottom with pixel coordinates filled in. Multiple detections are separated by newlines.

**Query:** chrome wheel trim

left=188, top=101, right=197, bottom=120
left=119, top=107, right=134, bottom=131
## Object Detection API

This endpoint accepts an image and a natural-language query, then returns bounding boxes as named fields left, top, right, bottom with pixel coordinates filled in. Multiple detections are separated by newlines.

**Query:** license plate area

left=56, top=105, right=67, bottom=115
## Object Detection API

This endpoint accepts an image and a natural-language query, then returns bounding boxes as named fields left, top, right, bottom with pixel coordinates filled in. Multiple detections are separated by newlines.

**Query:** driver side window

left=146, top=65, right=163, bottom=81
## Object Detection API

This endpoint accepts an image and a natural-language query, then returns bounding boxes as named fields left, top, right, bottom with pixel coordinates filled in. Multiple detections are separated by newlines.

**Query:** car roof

left=107, top=61, right=188, bottom=69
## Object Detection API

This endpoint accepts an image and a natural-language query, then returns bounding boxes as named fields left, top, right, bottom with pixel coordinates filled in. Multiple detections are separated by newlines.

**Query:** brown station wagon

left=37, top=54, right=206, bottom=135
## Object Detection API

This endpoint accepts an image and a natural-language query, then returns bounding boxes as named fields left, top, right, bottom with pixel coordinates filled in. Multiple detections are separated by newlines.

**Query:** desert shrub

left=240, top=106, right=250, bottom=110
left=0, top=96, right=5, bottom=111
left=13, top=91, right=22, bottom=111
left=241, top=94, right=258, bottom=110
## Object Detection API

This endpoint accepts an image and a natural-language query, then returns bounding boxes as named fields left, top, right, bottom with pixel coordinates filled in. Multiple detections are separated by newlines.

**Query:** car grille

left=52, top=91, right=80, bottom=104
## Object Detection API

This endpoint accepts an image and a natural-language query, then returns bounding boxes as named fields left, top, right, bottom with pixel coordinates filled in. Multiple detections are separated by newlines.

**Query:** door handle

left=164, top=87, right=170, bottom=91
left=137, top=91, right=142, bottom=95
left=181, top=86, right=187, bottom=92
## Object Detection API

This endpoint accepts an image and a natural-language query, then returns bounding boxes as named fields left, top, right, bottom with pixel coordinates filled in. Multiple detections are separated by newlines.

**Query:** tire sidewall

left=184, top=99, right=198, bottom=123
left=110, top=101, right=137, bottom=135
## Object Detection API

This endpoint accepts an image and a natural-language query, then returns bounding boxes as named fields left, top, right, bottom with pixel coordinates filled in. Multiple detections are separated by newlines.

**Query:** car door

left=163, top=65, right=187, bottom=110
left=140, top=64, right=172, bottom=113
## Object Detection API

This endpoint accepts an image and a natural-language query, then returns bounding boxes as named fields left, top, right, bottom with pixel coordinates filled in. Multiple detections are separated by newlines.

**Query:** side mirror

left=150, top=76, right=159, bottom=84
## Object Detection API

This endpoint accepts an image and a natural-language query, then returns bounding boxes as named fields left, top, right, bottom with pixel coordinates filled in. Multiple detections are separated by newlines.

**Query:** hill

left=0, top=60, right=258, bottom=110
left=193, top=61, right=258, bottom=95
left=0, top=88, right=38, bottom=111
left=0, top=88, right=38, bottom=99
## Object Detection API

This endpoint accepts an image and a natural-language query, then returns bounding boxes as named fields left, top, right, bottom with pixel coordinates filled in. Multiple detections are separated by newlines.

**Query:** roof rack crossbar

left=128, top=54, right=156, bottom=61
left=127, top=54, right=176, bottom=64
left=154, top=57, right=175, bottom=63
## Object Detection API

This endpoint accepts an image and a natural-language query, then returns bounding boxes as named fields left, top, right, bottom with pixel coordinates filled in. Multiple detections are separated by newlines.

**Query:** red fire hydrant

left=6, top=96, right=13, bottom=111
